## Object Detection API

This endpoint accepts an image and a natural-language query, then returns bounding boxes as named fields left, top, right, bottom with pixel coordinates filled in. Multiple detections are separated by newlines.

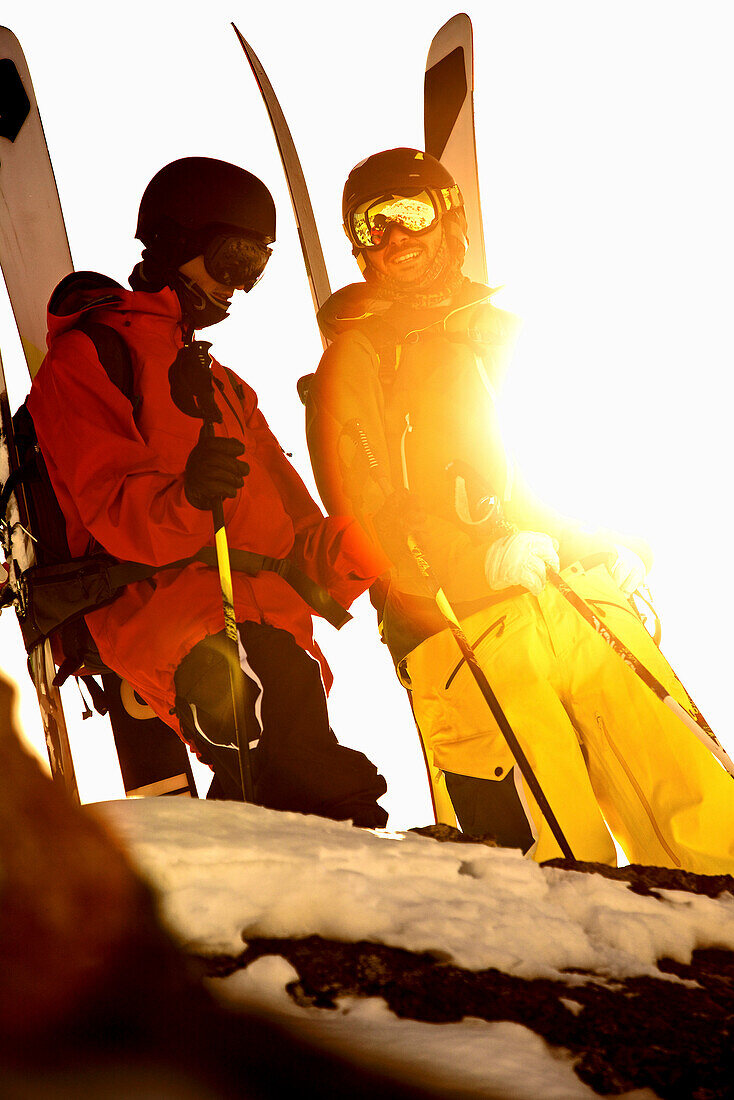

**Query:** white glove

left=609, top=543, right=647, bottom=596
left=484, top=531, right=560, bottom=597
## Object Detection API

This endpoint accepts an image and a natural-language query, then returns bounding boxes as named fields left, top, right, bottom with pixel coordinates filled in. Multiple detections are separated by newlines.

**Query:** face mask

left=174, top=273, right=231, bottom=330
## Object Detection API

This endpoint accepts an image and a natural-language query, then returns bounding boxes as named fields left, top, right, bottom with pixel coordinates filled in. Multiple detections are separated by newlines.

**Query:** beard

left=365, top=229, right=465, bottom=307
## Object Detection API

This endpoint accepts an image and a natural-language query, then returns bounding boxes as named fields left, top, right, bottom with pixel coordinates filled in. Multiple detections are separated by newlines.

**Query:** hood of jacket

left=46, top=271, right=182, bottom=345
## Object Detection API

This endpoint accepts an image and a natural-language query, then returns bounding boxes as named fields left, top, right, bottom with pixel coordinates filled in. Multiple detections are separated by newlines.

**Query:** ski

left=232, top=23, right=331, bottom=341
left=0, top=28, right=196, bottom=800
left=99, top=675, right=196, bottom=798
left=0, top=345, right=79, bottom=796
left=424, top=13, right=487, bottom=286
left=0, top=27, right=78, bottom=796
left=0, top=30, right=72, bottom=376
left=417, top=14, right=494, bottom=823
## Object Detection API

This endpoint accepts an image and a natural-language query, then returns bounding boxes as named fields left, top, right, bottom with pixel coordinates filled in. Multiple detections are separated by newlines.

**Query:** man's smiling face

left=364, top=221, right=443, bottom=284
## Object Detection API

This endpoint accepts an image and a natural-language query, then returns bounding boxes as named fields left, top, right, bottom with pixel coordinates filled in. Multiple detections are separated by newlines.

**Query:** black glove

left=169, top=341, right=222, bottom=423
left=184, top=430, right=249, bottom=511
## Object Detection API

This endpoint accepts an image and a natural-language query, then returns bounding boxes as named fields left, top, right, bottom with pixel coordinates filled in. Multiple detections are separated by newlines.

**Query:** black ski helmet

left=136, top=157, right=276, bottom=267
left=342, top=148, right=467, bottom=268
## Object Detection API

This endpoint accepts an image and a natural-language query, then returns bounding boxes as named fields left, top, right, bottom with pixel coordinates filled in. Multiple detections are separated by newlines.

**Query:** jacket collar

left=46, top=270, right=182, bottom=341
left=317, top=278, right=499, bottom=344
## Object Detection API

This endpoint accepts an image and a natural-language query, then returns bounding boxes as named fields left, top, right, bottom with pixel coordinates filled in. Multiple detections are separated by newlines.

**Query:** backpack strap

left=75, top=319, right=140, bottom=421
left=1, top=322, right=139, bottom=554
left=357, top=314, right=403, bottom=388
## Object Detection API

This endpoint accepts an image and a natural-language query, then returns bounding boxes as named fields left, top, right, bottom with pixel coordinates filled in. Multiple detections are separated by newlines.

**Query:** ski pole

left=347, top=421, right=575, bottom=859
left=410, top=539, right=574, bottom=858
left=172, top=341, right=255, bottom=804
left=548, top=570, right=734, bottom=778
left=200, top=419, right=255, bottom=804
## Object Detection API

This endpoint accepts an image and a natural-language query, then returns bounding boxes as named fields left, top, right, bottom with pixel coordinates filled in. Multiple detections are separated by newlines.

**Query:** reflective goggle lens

left=351, top=191, right=439, bottom=249
left=204, top=234, right=272, bottom=290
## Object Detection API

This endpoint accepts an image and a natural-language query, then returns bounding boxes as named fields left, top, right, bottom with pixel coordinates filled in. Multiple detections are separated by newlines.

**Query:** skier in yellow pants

left=406, top=560, right=734, bottom=872
left=305, top=147, right=734, bottom=873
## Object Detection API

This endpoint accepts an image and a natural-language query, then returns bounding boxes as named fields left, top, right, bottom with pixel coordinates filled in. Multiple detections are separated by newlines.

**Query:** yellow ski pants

left=404, top=562, right=734, bottom=872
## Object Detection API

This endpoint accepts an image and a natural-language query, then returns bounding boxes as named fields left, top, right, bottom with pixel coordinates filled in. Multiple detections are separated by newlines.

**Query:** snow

left=97, top=799, right=734, bottom=980
left=92, top=798, right=733, bottom=1098
left=216, top=956, right=602, bottom=1099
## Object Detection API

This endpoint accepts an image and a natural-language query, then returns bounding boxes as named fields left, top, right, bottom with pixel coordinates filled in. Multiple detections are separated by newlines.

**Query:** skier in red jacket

left=28, top=157, right=389, bottom=826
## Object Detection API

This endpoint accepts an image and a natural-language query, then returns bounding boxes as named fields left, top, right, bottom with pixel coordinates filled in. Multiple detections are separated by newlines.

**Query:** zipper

left=596, top=714, right=682, bottom=867
left=400, top=413, right=413, bottom=490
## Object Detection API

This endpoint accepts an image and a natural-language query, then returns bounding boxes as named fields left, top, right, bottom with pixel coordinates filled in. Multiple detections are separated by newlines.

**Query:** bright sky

left=1, top=1, right=733, bottom=828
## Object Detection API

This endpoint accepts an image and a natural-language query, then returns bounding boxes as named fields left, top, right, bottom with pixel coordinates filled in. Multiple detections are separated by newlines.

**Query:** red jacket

left=28, top=278, right=385, bottom=731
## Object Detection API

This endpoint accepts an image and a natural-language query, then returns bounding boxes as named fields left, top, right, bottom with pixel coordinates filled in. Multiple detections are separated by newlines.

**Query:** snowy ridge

left=96, top=798, right=734, bottom=981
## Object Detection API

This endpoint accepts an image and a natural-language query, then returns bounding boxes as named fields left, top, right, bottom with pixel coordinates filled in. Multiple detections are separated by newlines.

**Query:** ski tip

left=427, top=13, right=473, bottom=67
left=231, top=22, right=259, bottom=70
left=435, top=12, right=472, bottom=37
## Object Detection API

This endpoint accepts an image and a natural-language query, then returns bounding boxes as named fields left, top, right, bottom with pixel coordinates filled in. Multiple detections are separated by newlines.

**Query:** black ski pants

left=174, top=621, right=388, bottom=829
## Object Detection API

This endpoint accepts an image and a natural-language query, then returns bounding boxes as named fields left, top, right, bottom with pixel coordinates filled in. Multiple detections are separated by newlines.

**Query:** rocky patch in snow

left=97, top=800, right=734, bottom=1099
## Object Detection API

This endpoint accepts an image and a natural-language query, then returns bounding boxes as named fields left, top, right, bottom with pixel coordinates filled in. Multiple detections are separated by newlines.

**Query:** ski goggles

left=203, top=233, right=272, bottom=291
left=345, top=185, right=462, bottom=250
